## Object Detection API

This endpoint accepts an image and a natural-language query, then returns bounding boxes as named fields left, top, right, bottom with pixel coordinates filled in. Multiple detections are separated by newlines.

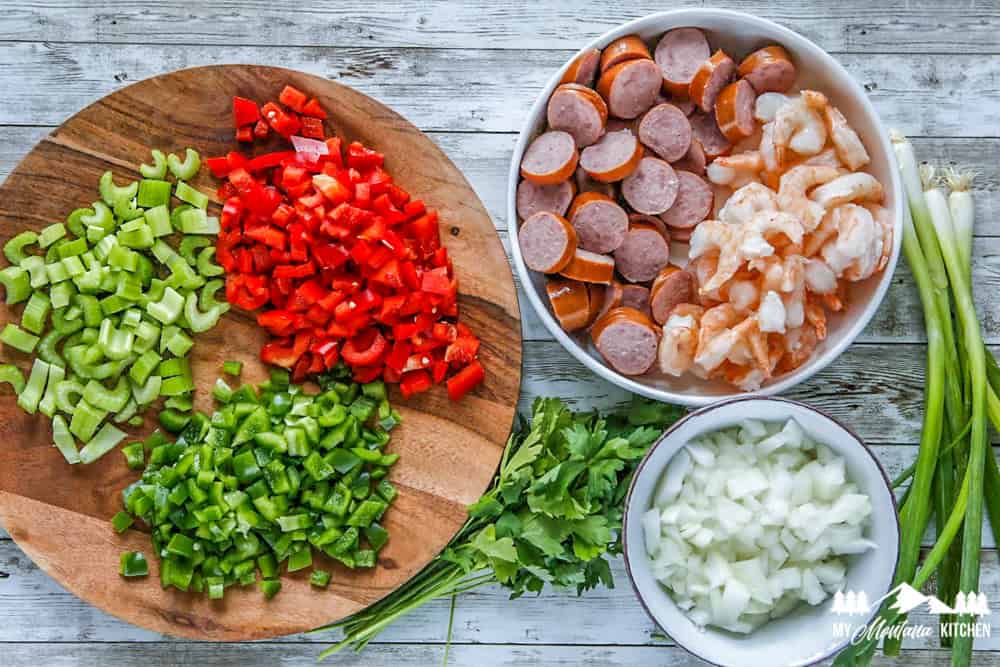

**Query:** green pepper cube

left=119, top=551, right=149, bottom=577
left=111, top=511, right=134, bottom=534
left=310, top=569, right=332, bottom=588
left=259, top=578, right=281, bottom=600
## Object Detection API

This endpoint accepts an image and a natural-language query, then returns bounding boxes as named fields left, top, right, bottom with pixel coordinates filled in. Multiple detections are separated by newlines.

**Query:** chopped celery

left=79, top=422, right=127, bottom=463
left=99, top=171, right=138, bottom=207
left=147, top=286, right=184, bottom=324
left=167, top=148, right=201, bottom=180
left=38, top=363, right=64, bottom=417
left=17, top=358, right=49, bottom=414
left=1, top=323, right=40, bottom=353
left=37, top=223, right=67, bottom=249
left=0, top=364, right=26, bottom=394
left=4, top=231, right=39, bottom=264
left=0, top=266, right=30, bottom=304
left=223, top=360, right=243, bottom=377
left=21, top=291, right=51, bottom=334
left=175, top=181, right=209, bottom=209
left=184, top=292, right=229, bottom=333
left=137, top=179, right=171, bottom=208
left=52, top=414, right=81, bottom=464
left=70, top=399, right=107, bottom=442
left=144, top=205, right=172, bottom=237
left=140, top=149, right=167, bottom=179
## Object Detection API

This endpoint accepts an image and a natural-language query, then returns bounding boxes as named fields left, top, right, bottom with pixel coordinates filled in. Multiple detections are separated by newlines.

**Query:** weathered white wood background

left=2, top=0, right=1000, bottom=664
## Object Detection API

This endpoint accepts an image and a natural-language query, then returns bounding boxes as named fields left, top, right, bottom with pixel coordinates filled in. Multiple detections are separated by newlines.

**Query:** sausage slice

left=546, top=278, right=592, bottom=332
left=688, top=50, right=737, bottom=113
left=585, top=283, right=606, bottom=326
left=659, top=171, right=713, bottom=229
left=516, top=179, right=575, bottom=221
left=614, top=220, right=672, bottom=283
left=580, top=130, right=643, bottom=183
left=649, top=266, right=695, bottom=324
left=593, top=279, right=624, bottom=325
left=638, top=103, right=692, bottom=162
left=688, top=111, right=732, bottom=159
left=517, top=211, right=577, bottom=273
left=561, top=48, right=602, bottom=87
left=520, top=131, right=579, bottom=185
left=672, top=138, right=707, bottom=175
left=622, top=284, right=652, bottom=315
left=715, top=79, right=757, bottom=143
left=622, top=157, right=680, bottom=216
left=560, top=248, right=616, bottom=284
left=654, top=28, right=711, bottom=98
left=591, top=307, right=660, bottom=375
left=569, top=195, right=629, bottom=253
left=547, top=84, right=608, bottom=148
left=597, top=59, right=663, bottom=119
left=738, top=46, right=797, bottom=94
left=575, top=165, right=618, bottom=198
left=600, top=34, right=652, bottom=72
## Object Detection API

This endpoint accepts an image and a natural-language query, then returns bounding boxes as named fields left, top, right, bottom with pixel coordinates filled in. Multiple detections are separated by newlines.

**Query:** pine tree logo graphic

left=831, top=583, right=991, bottom=617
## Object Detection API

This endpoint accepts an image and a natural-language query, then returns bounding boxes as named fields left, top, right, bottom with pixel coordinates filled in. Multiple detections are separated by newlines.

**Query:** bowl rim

left=620, top=395, right=902, bottom=667
left=506, top=7, right=905, bottom=407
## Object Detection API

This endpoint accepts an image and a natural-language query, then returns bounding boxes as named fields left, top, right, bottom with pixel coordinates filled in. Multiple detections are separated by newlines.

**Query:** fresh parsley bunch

left=318, top=396, right=683, bottom=658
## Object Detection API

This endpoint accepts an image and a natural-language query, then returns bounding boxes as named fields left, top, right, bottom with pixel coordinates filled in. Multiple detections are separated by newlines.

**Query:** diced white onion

left=643, top=418, right=874, bottom=634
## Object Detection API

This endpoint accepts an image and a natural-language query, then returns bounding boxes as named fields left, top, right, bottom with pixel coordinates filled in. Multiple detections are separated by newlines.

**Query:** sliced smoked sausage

left=585, top=283, right=606, bottom=326
left=520, top=131, right=579, bottom=185
left=591, top=307, right=659, bottom=375
left=621, top=157, right=680, bottom=216
left=614, top=221, right=671, bottom=283
left=518, top=211, right=577, bottom=273
left=547, top=83, right=608, bottom=148
left=688, top=50, right=737, bottom=113
left=575, top=165, right=618, bottom=198
left=567, top=191, right=613, bottom=220
left=560, top=248, right=616, bottom=284
left=715, top=79, right=757, bottom=143
left=600, top=34, right=651, bottom=72
left=622, top=284, right=651, bottom=315
left=738, top=46, right=796, bottom=94
left=579, top=130, right=643, bottom=183
left=688, top=111, right=732, bottom=159
left=546, top=278, right=592, bottom=332
left=659, top=170, right=713, bottom=229
left=654, top=28, right=711, bottom=98
left=673, top=138, right=707, bottom=175
left=516, top=179, right=575, bottom=221
left=561, top=48, right=602, bottom=87
left=569, top=194, right=629, bottom=253
left=593, top=280, right=624, bottom=324
left=637, top=103, right=692, bottom=162
left=649, top=266, right=695, bottom=324
left=597, top=58, right=663, bottom=119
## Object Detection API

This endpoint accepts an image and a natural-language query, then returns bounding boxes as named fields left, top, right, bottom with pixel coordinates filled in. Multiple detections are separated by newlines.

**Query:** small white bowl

left=507, top=9, right=904, bottom=406
left=621, top=397, right=900, bottom=667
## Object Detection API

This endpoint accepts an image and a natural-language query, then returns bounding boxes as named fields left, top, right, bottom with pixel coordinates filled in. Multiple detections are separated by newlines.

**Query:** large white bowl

left=622, top=397, right=900, bottom=667
left=507, top=9, right=903, bottom=406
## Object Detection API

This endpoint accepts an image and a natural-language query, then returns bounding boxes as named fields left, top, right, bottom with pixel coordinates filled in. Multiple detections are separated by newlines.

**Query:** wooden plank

left=0, top=643, right=993, bottom=667
left=2, top=1, right=998, bottom=55
left=0, top=44, right=997, bottom=136
left=0, top=537, right=996, bottom=648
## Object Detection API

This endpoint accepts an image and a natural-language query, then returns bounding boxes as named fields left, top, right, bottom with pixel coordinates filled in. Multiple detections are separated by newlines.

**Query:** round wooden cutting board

left=0, top=65, right=521, bottom=640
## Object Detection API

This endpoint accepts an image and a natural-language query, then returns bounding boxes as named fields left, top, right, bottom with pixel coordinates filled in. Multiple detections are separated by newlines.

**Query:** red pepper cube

left=300, top=116, right=325, bottom=139
left=399, top=369, right=432, bottom=398
left=254, top=119, right=270, bottom=139
left=233, top=96, right=261, bottom=127
left=447, top=360, right=484, bottom=401
left=302, top=98, right=328, bottom=119
left=279, top=85, right=309, bottom=113
left=312, top=174, right=352, bottom=205
left=236, top=125, right=254, bottom=143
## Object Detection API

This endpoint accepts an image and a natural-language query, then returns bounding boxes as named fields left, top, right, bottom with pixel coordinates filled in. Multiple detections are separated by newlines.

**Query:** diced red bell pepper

left=300, top=116, right=325, bottom=139
left=400, top=370, right=432, bottom=398
left=445, top=335, right=480, bottom=365
left=254, top=119, right=270, bottom=139
left=347, top=141, right=385, bottom=170
left=341, top=330, right=388, bottom=367
left=247, top=151, right=296, bottom=172
left=236, top=125, right=254, bottom=142
left=258, top=310, right=299, bottom=336
left=206, top=156, right=231, bottom=178
left=447, top=360, right=484, bottom=401
left=302, top=98, right=328, bottom=119
left=262, top=102, right=301, bottom=137
left=421, top=267, right=455, bottom=297
left=279, top=85, right=309, bottom=113
left=233, top=96, right=261, bottom=127
left=312, top=174, right=352, bottom=204
left=261, top=332, right=311, bottom=369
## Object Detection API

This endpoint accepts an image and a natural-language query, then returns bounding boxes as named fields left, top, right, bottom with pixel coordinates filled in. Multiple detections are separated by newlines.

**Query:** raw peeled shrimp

left=776, top=324, right=818, bottom=373
left=718, top=182, right=779, bottom=225
left=777, top=164, right=840, bottom=231
left=754, top=254, right=806, bottom=330
left=657, top=304, right=704, bottom=376
left=824, top=105, right=870, bottom=170
left=809, top=172, right=884, bottom=209
left=759, top=122, right=780, bottom=174
left=862, top=202, right=894, bottom=272
left=800, top=148, right=843, bottom=169
left=757, top=290, right=786, bottom=333
left=803, top=257, right=838, bottom=294
left=804, top=294, right=828, bottom=340
left=754, top=93, right=791, bottom=122
left=726, top=316, right=771, bottom=376
left=773, top=91, right=828, bottom=158
left=818, top=203, right=885, bottom=281
left=728, top=278, right=760, bottom=313
left=689, top=212, right=802, bottom=293
left=694, top=303, right=741, bottom=372
left=706, top=152, right=764, bottom=187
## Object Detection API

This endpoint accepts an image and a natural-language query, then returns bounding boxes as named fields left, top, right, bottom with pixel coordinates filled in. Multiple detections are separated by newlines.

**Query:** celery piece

left=165, top=330, right=194, bottom=357
left=118, top=223, right=155, bottom=250
left=81, top=201, right=114, bottom=232
left=196, top=248, right=224, bottom=277
left=113, top=398, right=138, bottom=424
left=38, top=223, right=67, bottom=249
left=54, top=379, right=85, bottom=413
left=175, top=181, right=209, bottom=209
left=0, top=266, right=30, bottom=304
left=147, top=286, right=185, bottom=325
left=167, top=148, right=201, bottom=180
left=21, top=255, right=48, bottom=288
left=184, top=291, right=229, bottom=333
left=129, top=349, right=161, bottom=386
left=21, top=291, right=51, bottom=334
left=17, top=358, right=49, bottom=414
left=38, top=363, right=65, bottom=417
left=1, top=323, right=40, bottom=353
left=137, top=179, right=172, bottom=208
left=140, top=149, right=167, bottom=179
left=50, top=281, right=75, bottom=310
left=44, top=260, right=71, bottom=284
left=120, top=308, right=142, bottom=330
left=65, top=207, right=91, bottom=238
left=52, top=414, right=81, bottom=464
left=83, top=377, right=130, bottom=412
left=131, top=375, right=162, bottom=405
left=56, top=238, right=88, bottom=259
left=144, top=205, right=172, bottom=238
left=4, top=231, right=39, bottom=264
left=178, top=208, right=221, bottom=235
left=0, top=364, right=26, bottom=394
left=70, top=399, right=108, bottom=442
left=179, top=237, right=211, bottom=265
left=79, top=422, right=127, bottom=464
left=99, top=171, right=138, bottom=208
left=161, top=374, right=195, bottom=396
